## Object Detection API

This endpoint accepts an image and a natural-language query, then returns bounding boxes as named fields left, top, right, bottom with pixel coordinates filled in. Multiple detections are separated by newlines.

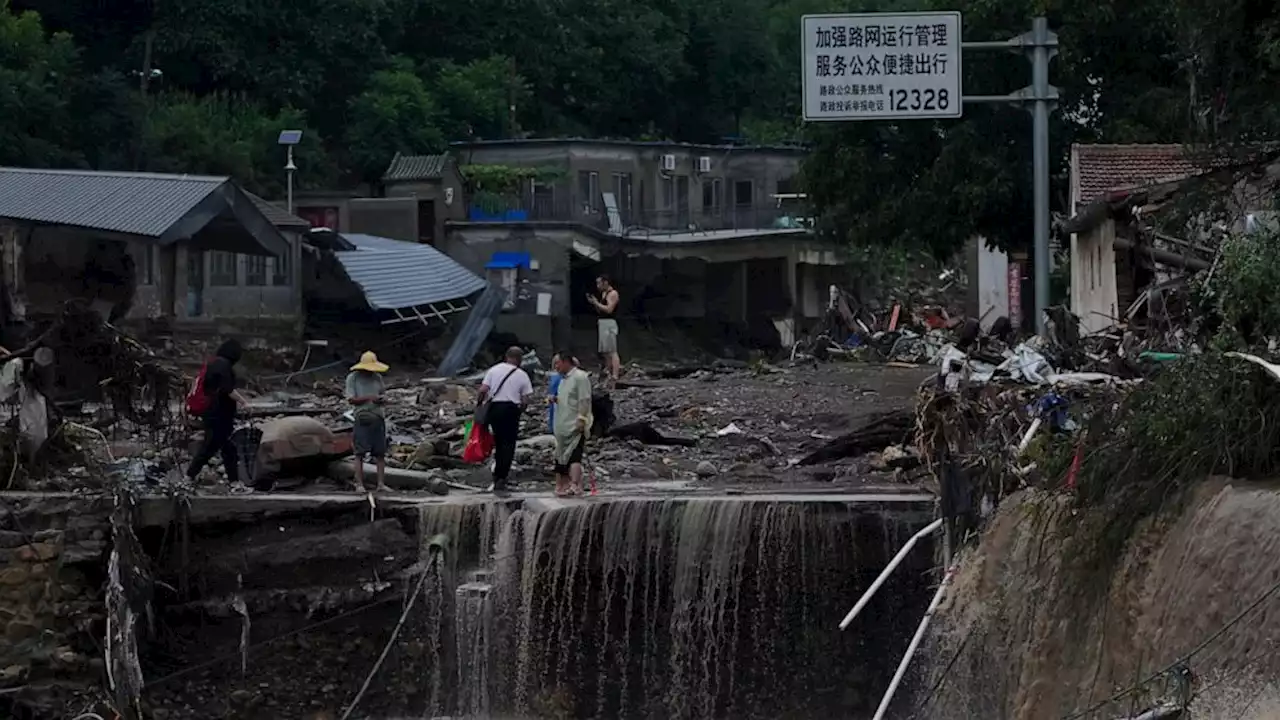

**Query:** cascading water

left=410, top=497, right=934, bottom=720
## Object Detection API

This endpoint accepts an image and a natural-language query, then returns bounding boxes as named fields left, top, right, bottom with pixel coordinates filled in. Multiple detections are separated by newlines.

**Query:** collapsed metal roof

left=0, top=167, right=290, bottom=256
left=326, top=232, right=487, bottom=321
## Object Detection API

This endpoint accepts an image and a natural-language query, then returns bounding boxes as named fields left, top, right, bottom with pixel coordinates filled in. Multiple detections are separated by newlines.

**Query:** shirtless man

left=587, top=275, right=621, bottom=387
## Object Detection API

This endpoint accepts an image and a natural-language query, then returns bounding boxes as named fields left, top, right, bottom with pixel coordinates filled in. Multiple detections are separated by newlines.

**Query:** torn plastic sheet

left=937, top=342, right=1126, bottom=387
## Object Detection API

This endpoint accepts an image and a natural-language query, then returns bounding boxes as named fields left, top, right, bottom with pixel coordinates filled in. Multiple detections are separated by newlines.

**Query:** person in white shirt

left=477, top=346, right=534, bottom=492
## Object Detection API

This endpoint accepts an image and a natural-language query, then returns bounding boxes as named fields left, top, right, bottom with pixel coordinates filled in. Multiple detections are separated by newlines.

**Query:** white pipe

left=872, top=564, right=956, bottom=720
left=838, top=518, right=943, bottom=630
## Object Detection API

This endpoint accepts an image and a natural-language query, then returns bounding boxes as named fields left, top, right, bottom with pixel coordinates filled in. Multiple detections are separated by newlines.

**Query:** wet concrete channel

left=4, top=488, right=939, bottom=718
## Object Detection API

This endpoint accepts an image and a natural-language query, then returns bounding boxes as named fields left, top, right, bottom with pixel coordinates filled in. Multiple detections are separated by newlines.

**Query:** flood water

left=404, top=497, right=935, bottom=719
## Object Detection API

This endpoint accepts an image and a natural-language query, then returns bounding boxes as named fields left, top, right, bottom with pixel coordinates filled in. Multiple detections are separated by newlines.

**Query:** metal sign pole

left=961, top=17, right=1058, bottom=335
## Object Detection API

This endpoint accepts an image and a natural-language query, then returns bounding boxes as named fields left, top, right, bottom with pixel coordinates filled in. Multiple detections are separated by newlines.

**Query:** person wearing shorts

left=346, top=351, right=390, bottom=492
left=552, top=352, right=593, bottom=496
left=588, top=275, right=621, bottom=388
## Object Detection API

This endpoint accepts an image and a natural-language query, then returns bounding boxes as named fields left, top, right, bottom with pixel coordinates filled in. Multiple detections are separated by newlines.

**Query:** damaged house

left=1065, top=144, right=1280, bottom=334
left=0, top=167, right=308, bottom=340
left=294, top=139, right=842, bottom=352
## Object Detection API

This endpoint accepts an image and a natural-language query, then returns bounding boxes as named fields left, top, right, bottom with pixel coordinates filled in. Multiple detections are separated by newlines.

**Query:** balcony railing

left=464, top=195, right=810, bottom=234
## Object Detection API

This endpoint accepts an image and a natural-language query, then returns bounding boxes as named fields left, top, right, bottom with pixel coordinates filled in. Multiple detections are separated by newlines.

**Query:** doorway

left=417, top=201, right=437, bottom=245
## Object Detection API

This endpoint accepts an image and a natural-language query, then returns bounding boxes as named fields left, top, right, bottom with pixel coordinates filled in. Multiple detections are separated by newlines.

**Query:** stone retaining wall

left=0, top=497, right=111, bottom=713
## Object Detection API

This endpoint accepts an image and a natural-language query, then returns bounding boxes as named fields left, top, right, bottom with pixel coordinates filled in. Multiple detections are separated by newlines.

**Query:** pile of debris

left=792, top=279, right=1011, bottom=368
left=1, top=301, right=182, bottom=491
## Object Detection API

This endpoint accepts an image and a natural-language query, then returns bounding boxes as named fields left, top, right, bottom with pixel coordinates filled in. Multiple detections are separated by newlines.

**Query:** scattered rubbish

left=716, top=423, right=744, bottom=436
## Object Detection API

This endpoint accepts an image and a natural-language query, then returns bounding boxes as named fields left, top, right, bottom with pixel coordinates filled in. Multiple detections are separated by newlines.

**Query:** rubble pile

left=1, top=302, right=182, bottom=491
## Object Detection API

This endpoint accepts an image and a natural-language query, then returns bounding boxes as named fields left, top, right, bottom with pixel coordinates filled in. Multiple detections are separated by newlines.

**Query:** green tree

left=0, top=0, right=81, bottom=166
left=433, top=55, right=529, bottom=141
left=343, top=59, right=445, bottom=183
left=139, top=92, right=337, bottom=197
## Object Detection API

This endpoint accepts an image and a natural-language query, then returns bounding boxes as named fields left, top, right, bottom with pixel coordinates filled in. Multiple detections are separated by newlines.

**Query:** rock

left=0, top=664, right=26, bottom=683
left=626, top=465, right=661, bottom=480
left=0, top=567, right=30, bottom=586
left=6, top=619, right=43, bottom=642
left=230, top=689, right=257, bottom=704
left=696, top=461, right=718, bottom=478
left=17, top=542, right=58, bottom=562
left=0, top=531, right=25, bottom=549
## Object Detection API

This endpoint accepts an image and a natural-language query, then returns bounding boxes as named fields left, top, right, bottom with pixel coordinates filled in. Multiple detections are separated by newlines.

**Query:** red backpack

left=186, top=361, right=212, bottom=416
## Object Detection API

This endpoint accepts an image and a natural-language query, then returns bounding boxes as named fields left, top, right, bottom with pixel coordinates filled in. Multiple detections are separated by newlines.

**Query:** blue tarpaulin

left=485, top=252, right=531, bottom=270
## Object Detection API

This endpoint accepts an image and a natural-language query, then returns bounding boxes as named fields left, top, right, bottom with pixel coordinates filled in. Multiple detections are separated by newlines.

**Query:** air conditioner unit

left=697, top=156, right=712, bottom=173
left=661, top=154, right=677, bottom=172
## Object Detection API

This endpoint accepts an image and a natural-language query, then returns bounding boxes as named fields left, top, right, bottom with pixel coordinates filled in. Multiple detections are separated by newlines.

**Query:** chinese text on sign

left=802, top=12, right=963, bottom=122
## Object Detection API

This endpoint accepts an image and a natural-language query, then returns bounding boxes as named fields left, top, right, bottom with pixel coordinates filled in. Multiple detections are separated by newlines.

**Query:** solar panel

left=277, top=130, right=303, bottom=145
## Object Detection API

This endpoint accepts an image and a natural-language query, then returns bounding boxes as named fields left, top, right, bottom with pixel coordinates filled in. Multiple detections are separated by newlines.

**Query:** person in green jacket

left=551, top=352, right=593, bottom=496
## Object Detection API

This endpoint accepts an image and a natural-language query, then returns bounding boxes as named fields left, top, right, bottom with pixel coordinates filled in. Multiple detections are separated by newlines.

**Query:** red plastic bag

left=462, top=421, right=495, bottom=464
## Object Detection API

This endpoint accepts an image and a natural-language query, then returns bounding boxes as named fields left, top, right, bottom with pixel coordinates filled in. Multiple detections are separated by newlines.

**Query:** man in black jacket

left=186, top=339, right=248, bottom=484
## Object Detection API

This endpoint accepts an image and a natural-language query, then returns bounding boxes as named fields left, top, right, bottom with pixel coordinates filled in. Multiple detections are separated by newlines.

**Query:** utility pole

left=962, top=17, right=1059, bottom=335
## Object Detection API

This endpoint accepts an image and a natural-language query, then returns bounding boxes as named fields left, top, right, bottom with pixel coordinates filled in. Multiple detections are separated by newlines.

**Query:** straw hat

left=350, top=351, right=389, bottom=373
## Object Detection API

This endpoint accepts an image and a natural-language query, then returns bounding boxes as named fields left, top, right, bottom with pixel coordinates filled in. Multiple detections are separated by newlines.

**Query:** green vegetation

left=1033, top=228, right=1280, bottom=587
left=4, top=0, right=1280, bottom=249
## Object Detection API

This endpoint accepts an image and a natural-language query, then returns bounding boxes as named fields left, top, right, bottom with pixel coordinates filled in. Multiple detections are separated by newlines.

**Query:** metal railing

left=837, top=517, right=946, bottom=720
left=464, top=196, right=810, bottom=233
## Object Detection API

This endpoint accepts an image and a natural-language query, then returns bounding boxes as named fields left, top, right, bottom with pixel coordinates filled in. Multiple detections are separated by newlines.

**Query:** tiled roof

left=0, top=167, right=226, bottom=237
left=1073, top=144, right=1221, bottom=206
left=246, top=192, right=310, bottom=230
left=333, top=233, right=486, bottom=310
left=382, top=152, right=452, bottom=182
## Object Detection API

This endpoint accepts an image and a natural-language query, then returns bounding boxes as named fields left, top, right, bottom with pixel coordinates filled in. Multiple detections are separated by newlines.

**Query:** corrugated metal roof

left=382, top=152, right=452, bottom=182
left=0, top=167, right=228, bottom=237
left=247, top=193, right=311, bottom=230
left=334, top=233, right=487, bottom=310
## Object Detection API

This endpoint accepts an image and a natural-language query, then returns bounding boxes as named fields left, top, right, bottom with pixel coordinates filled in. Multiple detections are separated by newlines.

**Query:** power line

left=144, top=592, right=404, bottom=688
left=1061, top=574, right=1280, bottom=720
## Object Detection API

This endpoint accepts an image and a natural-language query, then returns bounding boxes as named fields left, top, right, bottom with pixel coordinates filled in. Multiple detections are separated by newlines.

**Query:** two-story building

left=293, top=139, right=842, bottom=354
left=451, top=138, right=806, bottom=232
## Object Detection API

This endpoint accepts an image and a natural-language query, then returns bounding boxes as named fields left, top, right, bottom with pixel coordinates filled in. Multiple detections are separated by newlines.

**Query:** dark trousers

left=486, top=401, right=521, bottom=487
left=187, top=412, right=239, bottom=484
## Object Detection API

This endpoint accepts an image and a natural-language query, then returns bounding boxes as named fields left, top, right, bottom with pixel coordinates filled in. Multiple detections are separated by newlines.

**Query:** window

left=734, top=180, right=754, bottom=207
left=611, top=172, right=632, bottom=213
left=578, top=170, right=600, bottom=212
left=209, top=251, right=238, bottom=286
left=272, top=247, right=292, bottom=286
left=776, top=177, right=797, bottom=196
left=702, top=178, right=723, bottom=214
left=245, top=254, right=267, bottom=286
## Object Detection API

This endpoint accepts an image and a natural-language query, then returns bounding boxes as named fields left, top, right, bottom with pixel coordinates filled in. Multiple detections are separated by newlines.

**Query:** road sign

left=802, top=12, right=963, bottom=122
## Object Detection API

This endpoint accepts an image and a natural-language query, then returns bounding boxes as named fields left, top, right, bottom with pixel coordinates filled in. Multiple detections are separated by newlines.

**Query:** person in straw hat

left=346, top=351, right=390, bottom=492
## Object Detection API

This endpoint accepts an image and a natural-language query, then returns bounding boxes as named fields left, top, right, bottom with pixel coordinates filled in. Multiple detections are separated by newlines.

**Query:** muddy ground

left=214, top=361, right=934, bottom=497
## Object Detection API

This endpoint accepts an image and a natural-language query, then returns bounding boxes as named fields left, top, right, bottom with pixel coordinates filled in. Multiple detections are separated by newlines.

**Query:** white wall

left=972, top=237, right=1010, bottom=331
left=1070, top=219, right=1120, bottom=335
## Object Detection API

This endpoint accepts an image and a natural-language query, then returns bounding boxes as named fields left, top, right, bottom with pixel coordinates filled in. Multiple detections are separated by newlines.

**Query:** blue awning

left=485, top=251, right=531, bottom=270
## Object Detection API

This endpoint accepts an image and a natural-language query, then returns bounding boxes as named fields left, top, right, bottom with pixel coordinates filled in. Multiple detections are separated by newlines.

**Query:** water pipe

left=871, top=564, right=956, bottom=720
left=838, top=518, right=943, bottom=630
